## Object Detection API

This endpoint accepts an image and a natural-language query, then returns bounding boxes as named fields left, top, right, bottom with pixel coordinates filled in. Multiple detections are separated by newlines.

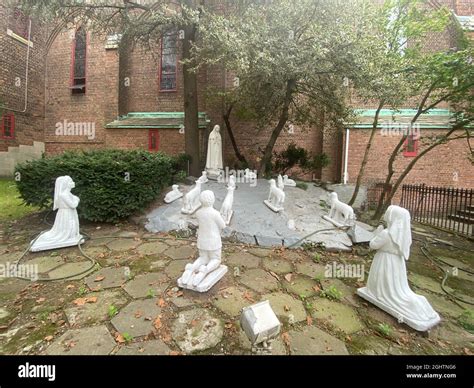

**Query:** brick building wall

left=0, top=7, right=46, bottom=151
left=44, top=28, right=116, bottom=152
left=344, top=128, right=474, bottom=203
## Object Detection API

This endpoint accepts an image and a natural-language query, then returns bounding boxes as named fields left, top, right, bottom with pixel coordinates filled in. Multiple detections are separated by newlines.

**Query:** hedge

left=15, top=149, right=187, bottom=223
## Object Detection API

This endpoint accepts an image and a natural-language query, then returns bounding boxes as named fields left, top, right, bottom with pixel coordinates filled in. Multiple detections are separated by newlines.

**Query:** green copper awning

left=347, top=108, right=455, bottom=129
left=106, top=112, right=210, bottom=129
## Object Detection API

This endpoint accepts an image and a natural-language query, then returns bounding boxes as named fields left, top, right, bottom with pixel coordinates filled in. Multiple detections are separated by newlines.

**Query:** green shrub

left=15, top=149, right=182, bottom=222
left=273, top=142, right=329, bottom=175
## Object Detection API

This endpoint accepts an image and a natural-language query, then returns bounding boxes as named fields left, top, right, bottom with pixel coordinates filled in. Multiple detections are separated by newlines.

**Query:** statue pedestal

left=357, top=287, right=441, bottom=331
left=181, top=203, right=201, bottom=215
left=178, top=265, right=228, bottom=293
left=205, top=168, right=222, bottom=181
left=263, top=200, right=283, bottom=213
left=164, top=192, right=183, bottom=204
left=31, top=235, right=85, bottom=252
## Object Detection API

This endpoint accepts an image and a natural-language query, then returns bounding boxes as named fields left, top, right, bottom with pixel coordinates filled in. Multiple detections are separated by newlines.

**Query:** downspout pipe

left=343, top=128, right=350, bottom=184
left=0, top=19, right=32, bottom=113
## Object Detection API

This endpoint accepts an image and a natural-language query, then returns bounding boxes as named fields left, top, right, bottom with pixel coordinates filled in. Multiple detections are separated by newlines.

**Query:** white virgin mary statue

left=205, top=125, right=223, bottom=179
left=357, top=205, right=440, bottom=331
left=30, top=176, right=84, bottom=252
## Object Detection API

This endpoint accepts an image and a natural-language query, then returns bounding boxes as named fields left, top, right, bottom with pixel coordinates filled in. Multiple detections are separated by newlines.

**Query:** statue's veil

left=53, top=176, right=70, bottom=210
left=385, top=205, right=412, bottom=261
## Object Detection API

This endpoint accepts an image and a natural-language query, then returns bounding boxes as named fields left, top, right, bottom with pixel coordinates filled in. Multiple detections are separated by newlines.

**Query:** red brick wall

left=344, top=128, right=474, bottom=203
left=44, top=29, right=120, bottom=148
left=105, top=128, right=185, bottom=155
left=0, top=7, right=47, bottom=151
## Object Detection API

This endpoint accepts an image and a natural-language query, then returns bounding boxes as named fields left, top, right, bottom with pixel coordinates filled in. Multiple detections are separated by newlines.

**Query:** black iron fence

left=400, top=184, right=474, bottom=237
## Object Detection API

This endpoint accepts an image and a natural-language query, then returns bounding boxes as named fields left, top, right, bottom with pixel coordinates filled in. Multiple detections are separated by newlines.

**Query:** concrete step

left=448, top=214, right=474, bottom=224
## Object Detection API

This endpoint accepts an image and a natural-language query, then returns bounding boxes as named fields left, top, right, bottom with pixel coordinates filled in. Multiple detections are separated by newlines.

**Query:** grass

left=320, top=285, right=342, bottom=301
left=377, top=323, right=393, bottom=337
left=0, top=179, right=38, bottom=222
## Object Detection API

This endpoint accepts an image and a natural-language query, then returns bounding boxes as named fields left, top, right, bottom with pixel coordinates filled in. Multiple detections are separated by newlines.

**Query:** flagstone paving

left=115, top=339, right=171, bottom=355
left=44, top=325, right=116, bottom=355
left=0, top=220, right=473, bottom=355
left=123, top=272, right=170, bottom=299
left=172, top=308, right=224, bottom=353
left=111, top=299, right=162, bottom=338
left=85, top=266, right=131, bottom=290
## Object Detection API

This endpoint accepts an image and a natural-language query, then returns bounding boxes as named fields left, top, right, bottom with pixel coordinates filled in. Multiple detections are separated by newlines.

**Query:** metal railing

left=400, top=184, right=474, bottom=237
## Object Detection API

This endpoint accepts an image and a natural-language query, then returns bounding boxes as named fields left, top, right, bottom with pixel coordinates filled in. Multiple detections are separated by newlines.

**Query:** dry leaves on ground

left=157, top=298, right=166, bottom=307
left=154, top=316, right=163, bottom=330
left=115, top=333, right=125, bottom=344
left=73, top=296, right=98, bottom=306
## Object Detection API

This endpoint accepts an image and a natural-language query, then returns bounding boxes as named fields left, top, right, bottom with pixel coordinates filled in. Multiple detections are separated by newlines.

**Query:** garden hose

left=413, top=237, right=474, bottom=306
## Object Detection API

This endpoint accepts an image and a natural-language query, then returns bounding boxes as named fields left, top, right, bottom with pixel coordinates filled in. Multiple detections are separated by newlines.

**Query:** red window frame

left=403, top=134, right=418, bottom=157
left=159, top=33, right=178, bottom=92
left=1, top=113, right=15, bottom=139
left=148, top=129, right=160, bottom=151
left=70, top=27, right=87, bottom=94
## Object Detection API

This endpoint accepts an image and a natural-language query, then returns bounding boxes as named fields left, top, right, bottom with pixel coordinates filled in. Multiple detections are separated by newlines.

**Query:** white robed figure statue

left=30, top=176, right=84, bottom=252
left=205, top=125, right=223, bottom=179
left=357, top=205, right=440, bottom=331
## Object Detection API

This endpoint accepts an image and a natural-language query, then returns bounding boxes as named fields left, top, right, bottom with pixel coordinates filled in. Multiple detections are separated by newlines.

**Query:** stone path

left=0, top=220, right=472, bottom=356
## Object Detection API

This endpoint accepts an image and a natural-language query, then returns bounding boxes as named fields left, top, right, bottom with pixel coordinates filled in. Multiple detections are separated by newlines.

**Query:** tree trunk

left=182, top=5, right=200, bottom=177
left=375, top=125, right=462, bottom=218
left=348, top=100, right=385, bottom=206
left=372, top=86, right=437, bottom=220
left=258, top=79, right=296, bottom=176
left=223, top=105, right=248, bottom=165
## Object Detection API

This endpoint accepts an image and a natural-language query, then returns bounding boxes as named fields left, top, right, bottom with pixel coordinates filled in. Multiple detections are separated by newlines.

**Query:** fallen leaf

left=157, top=298, right=166, bottom=308
left=281, top=332, right=291, bottom=347
left=154, top=317, right=163, bottom=330
left=66, top=285, right=75, bottom=290
left=312, top=285, right=321, bottom=292
left=306, top=316, right=313, bottom=326
left=115, top=333, right=125, bottom=344
left=243, top=291, right=255, bottom=303
left=169, top=351, right=180, bottom=356
left=463, top=347, right=472, bottom=355
left=94, top=276, right=105, bottom=282
left=176, top=291, right=184, bottom=297
left=36, top=298, right=46, bottom=303
left=44, top=335, right=54, bottom=342
left=135, top=311, right=143, bottom=318
left=284, top=273, right=293, bottom=282
left=73, top=298, right=86, bottom=306
left=67, top=341, right=76, bottom=348
left=85, top=296, right=97, bottom=304
left=269, top=271, right=280, bottom=281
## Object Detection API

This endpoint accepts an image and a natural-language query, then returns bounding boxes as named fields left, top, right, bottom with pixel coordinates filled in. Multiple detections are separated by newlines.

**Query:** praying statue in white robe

left=30, top=176, right=84, bottom=252
left=357, top=205, right=440, bottom=331
left=205, top=125, right=223, bottom=178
